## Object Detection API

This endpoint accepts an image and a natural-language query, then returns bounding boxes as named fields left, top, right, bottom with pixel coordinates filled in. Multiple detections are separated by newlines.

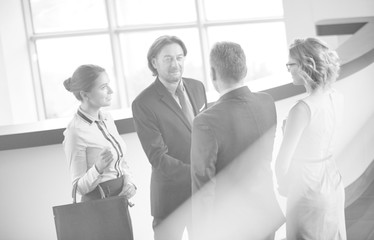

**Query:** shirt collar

left=220, top=83, right=245, bottom=97
left=158, top=77, right=184, bottom=96
left=77, top=107, right=106, bottom=125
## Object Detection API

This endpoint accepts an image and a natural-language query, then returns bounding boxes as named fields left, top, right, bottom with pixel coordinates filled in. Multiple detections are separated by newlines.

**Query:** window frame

left=22, top=0, right=287, bottom=122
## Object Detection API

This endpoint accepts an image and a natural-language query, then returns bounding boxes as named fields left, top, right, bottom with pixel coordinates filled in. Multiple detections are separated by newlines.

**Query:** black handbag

left=52, top=184, right=133, bottom=240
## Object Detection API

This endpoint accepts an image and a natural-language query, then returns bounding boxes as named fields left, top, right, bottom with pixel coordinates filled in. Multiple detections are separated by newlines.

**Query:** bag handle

left=72, top=182, right=106, bottom=203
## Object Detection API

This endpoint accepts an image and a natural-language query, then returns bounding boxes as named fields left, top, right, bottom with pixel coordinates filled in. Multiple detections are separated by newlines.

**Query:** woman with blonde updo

left=63, top=64, right=135, bottom=239
left=275, top=38, right=346, bottom=239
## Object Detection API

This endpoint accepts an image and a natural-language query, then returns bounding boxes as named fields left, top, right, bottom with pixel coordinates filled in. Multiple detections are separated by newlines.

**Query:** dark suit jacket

left=191, top=86, right=284, bottom=239
left=132, top=77, right=207, bottom=218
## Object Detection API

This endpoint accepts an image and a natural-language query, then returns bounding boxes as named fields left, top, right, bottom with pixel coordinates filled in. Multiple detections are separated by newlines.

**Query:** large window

left=24, top=0, right=289, bottom=120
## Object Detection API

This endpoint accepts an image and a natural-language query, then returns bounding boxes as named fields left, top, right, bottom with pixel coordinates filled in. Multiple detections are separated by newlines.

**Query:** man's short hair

left=210, top=41, right=247, bottom=82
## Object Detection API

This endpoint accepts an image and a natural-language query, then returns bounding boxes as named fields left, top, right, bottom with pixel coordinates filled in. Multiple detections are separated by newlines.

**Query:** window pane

left=207, top=22, right=290, bottom=92
left=36, top=35, right=120, bottom=119
left=115, top=0, right=197, bottom=26
left=30, top=0, right=107, bottom=33
left=203, top=0, right=283, bottom=21
left=120, top=29, right=204, bottom=103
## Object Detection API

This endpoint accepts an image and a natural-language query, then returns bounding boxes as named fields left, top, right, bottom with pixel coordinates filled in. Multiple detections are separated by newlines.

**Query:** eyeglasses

left=286, top=63, right=297, bottom=71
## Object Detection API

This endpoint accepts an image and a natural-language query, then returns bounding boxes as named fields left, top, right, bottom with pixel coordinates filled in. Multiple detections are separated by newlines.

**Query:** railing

left=315, top=17, right=374, bottom=80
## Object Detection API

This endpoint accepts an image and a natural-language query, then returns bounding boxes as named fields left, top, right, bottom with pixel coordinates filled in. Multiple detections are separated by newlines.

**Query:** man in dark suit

left=191, top=42, right=284, bottom=240
left=132, top=35, right=207, bottom=240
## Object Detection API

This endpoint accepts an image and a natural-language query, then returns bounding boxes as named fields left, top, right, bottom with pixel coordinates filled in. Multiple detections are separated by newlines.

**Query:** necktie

left=175, top=84, right=194, bottom=125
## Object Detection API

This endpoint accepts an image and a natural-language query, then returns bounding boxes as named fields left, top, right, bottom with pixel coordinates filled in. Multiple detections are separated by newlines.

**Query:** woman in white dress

left=275, top=38, right=346, bottom=240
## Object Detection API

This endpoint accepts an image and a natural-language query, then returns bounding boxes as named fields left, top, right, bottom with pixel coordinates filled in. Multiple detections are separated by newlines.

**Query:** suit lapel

left=154, top=78, right=192, bottom=131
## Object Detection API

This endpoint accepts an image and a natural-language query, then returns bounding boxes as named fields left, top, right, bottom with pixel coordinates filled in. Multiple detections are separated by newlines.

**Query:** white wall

left=283, top=0, right=316, bottom=44
left=283, top=0, right=374, bottom=48
left=311, top=0, right=374, bottom=20
left=333, top=64, right=374, bottom=185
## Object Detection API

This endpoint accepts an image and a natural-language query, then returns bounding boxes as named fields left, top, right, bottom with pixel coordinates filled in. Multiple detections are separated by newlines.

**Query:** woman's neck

left=80, top=103, right=100, bottom=119
left=308, top=85, right=332, bottom=95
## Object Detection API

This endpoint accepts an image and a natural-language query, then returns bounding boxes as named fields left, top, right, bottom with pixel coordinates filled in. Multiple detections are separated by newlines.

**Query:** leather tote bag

left=52, top=184, right=133, bottom=240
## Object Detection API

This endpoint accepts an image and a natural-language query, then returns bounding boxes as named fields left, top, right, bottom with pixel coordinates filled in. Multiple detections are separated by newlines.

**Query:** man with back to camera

left=190, top=41, right=284, bottom=240
left=132, top=35, right=207, bottom=240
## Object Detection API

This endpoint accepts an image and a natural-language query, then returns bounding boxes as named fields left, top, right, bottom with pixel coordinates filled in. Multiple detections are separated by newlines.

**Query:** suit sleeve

left=132, top=99, right=190, bottom=181
left=190, top=116, right=217, bottom=228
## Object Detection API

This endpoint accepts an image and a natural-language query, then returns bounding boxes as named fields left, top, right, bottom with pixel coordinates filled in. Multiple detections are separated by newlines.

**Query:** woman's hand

left=95, top=148, right=113, bottom=174
left=119, top=182, right=137, bottom=199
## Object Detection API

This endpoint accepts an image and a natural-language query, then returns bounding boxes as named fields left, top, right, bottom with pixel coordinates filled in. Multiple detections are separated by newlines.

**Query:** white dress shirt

left=63, top=108, right=132, bottom=196
left=159, top=78, right=194, bottom=112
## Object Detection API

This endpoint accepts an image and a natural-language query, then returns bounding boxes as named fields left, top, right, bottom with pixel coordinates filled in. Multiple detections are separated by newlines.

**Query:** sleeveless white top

left=286, top=88, right=347, bottom=240
left=293, top=88, right=344, bottom=162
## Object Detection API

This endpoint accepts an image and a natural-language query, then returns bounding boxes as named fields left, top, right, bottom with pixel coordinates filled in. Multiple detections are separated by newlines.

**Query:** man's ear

left=211, top=67, right=217, bottom=81
left=151, top=58, right=157, bottom=70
